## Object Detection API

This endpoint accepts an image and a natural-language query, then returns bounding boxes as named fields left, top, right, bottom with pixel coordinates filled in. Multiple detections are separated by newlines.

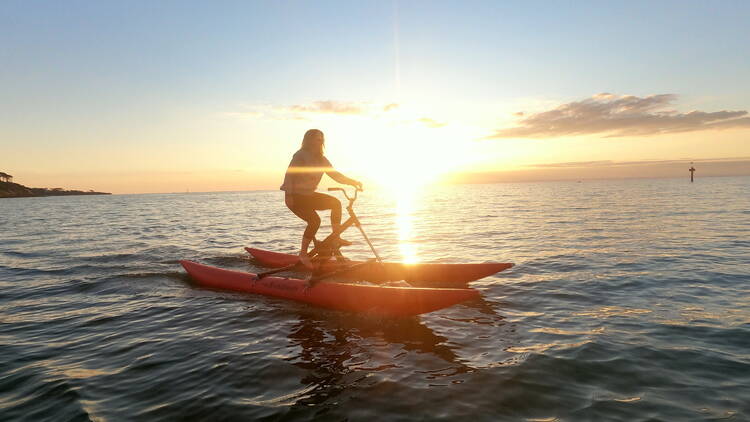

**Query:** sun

left=321, top=117, right=478, bottom=263
left=349, top=127, right=470, bottom=263
left=371, top=159, right=441, bottom=195
left=317, top=102, right=480, bottom=196
left=346, top=126, right=471, bottom=196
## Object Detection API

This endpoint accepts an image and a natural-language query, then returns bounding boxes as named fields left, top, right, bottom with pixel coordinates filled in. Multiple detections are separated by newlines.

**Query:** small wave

left=0, top=374, right=90, bottom=422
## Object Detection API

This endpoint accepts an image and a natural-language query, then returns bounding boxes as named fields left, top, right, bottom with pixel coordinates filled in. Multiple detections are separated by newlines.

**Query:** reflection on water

left=395, top=188, right=419, bottom=264
left=285, top=311, right=470, bottom=407
left=440, top=295, right=506, bottom=326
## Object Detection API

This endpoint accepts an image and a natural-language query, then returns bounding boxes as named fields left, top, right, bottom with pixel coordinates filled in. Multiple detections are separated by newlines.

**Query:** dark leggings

left=286, top=193, right=342, bottom=239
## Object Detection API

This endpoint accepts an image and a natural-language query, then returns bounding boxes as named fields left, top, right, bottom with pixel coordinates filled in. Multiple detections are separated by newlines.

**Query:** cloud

left=531, top=160, right=615, bottom=168
left=226, top=100, right=366, bottom=121
left=531, top=159, right=691, bottom=168
left=417, top=117, right=447, bottom=128
left=446, top=156, right=750, bottom=184
left=486, top=93, right=750, bottom=139
left=288, top=100, right=364, bottom=115
left=529, top=157, right=750, bottom=168
left=229, top=101, right=452, bottom=129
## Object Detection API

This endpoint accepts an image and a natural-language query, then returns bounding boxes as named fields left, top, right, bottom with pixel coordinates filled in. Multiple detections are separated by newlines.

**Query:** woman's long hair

left=301, top=129, right=324, bottom=157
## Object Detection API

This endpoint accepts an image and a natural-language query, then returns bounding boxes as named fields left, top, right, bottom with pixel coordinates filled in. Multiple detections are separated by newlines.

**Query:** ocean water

left=1, top=176, right=749, bottom=421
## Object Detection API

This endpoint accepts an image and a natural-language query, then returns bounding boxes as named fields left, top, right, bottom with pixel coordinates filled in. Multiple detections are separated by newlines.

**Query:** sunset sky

left=2, top=1, right=749, bottom=193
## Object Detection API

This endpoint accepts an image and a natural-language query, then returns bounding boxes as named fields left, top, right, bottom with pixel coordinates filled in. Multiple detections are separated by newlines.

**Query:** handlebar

left=327, top=186, right=362, bottom=202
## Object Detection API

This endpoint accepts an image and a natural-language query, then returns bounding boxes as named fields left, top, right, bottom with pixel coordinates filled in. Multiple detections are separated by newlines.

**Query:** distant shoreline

left=0, top=181, right=111, bottom=198
left=3, top=173, right=747, bottom=197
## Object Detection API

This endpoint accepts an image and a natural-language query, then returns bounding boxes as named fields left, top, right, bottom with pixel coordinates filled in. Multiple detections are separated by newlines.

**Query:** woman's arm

left=327, top=169, right=361, bottom=187
left=324, top=157, right=362, bottom=189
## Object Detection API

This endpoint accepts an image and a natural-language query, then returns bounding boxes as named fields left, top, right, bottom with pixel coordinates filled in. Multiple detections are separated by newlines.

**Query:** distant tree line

left=0, top=172, right=110, bottom=198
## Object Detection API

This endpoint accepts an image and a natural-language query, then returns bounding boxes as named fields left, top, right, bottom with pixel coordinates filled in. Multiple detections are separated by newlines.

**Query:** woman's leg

left=285, top=194, right=321, bottom=267
left=308, top=192, right=343, bottom=234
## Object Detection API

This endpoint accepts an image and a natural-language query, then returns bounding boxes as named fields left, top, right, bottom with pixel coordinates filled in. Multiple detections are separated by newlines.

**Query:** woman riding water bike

left=280, top=129, right=363, bottom=268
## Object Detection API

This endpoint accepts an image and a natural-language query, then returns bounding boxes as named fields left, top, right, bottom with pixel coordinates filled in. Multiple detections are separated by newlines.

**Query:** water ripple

left=1, top=178, right=749, bottom=420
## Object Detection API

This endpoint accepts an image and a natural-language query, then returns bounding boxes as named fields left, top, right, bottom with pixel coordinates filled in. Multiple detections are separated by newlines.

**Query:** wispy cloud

left=231, top=100, right=397, bottom=120
left=486, top=93, right=750, bottom=139
left=529, top=156, right=750, bottom=168
left=287, top=100, right=364, bottom=115
left=229, top=101, right=448, bottom=129
left=417, top=117, right=447, bottom=128
left=531, top=160, right=616, bottom=168
left=446, top=156, right=750, bottom=184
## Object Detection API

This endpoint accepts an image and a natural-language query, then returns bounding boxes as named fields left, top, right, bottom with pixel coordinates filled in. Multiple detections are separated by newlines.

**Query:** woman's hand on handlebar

left=351, top=180, right=363, bottom=191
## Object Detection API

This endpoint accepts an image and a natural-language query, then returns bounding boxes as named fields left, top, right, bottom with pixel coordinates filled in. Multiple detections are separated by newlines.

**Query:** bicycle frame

left=308, top=187, right=382, bottom=264
left=257, top=186, right=382, bottom=281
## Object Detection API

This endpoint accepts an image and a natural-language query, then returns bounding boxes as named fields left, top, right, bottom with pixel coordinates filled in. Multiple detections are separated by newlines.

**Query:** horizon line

left=83, top=173, right=749, bottom=196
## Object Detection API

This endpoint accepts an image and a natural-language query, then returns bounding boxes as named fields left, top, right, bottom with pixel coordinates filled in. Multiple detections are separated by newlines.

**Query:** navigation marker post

left=689, top=162, right=696, bottom=183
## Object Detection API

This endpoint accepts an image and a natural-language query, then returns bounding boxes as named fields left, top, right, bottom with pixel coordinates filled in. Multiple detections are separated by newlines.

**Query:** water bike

left=181, top=187, right=512, bottom=315
left=249, top=187, right=513, bottom=288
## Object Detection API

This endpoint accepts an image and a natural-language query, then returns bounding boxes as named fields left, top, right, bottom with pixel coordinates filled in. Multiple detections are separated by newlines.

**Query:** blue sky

left=2, top=1, right=749, bottom=192
left=4, top=1, right=749, bottom=109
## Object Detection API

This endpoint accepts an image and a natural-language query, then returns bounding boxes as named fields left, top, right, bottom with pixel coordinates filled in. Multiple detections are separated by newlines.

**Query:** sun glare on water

left=363, top=155, right=436, bottom=264
left=354, top=131, right=463, bottom=264
left=332, top=114, right=478, bottom=264
left=394, top=185, right=420, bottom=264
